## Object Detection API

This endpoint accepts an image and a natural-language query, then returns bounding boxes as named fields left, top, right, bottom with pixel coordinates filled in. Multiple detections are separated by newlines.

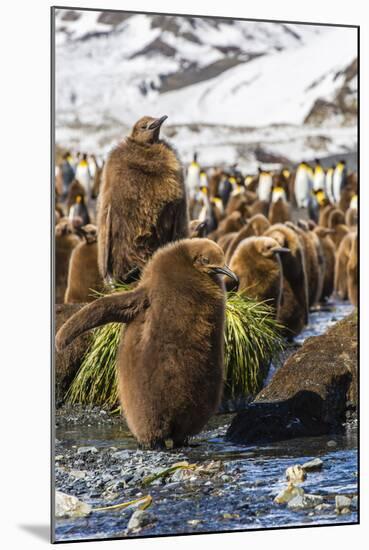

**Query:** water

left=54, top=300, right=357, bottom=542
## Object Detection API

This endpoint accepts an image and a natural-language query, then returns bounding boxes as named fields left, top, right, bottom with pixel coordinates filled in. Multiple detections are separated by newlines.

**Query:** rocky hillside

left=54, top=9, right=358, bottom=168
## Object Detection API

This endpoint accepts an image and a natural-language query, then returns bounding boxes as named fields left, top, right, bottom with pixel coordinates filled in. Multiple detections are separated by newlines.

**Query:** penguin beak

left=273, top=247, right=290, bottom=254
left=211, top=265, right=239, bottom=291
left=148, top=115, right=168, bottom=130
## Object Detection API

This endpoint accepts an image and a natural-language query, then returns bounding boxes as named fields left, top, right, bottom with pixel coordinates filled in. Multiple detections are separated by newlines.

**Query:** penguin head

left=189, top=239, right=239, bottom=290
left=76, top=195, right=83, bottom=204
left=77, top=224, right=97, bottom=244
left=130, top=115, right=168, bottom=144
left=253, top=236, right=290, bottom=258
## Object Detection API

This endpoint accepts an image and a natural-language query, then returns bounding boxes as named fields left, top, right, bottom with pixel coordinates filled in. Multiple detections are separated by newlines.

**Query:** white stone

left=55, top=491, right=92, bottom=519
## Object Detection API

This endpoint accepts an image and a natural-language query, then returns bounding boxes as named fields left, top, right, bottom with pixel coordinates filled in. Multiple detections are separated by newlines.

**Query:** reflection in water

left=55, top=301, right=357, bottom=541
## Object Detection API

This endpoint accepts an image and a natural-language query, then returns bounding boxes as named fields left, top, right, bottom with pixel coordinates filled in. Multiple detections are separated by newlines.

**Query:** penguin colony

left=56, top=122, right=358, bottom=447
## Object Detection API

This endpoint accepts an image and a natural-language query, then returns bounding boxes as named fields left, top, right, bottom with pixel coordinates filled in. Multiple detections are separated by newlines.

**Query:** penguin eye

left=202, top=257, right=210, bottom=265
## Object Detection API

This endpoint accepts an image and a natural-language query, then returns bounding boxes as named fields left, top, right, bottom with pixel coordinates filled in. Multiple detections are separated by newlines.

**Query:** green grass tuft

left=66, top=288, right=284, bottom=407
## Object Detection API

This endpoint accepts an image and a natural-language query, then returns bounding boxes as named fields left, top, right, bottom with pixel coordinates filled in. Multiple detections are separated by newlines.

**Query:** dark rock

left=227, top=313, right=357, bottom=444
left=55, top=304, right=91, bottom=406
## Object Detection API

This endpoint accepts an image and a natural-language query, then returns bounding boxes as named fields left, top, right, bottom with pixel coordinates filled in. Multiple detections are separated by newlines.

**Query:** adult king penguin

left=294, top=161, right=312, bottom=208
left=97, top=115, right=188, bottom=283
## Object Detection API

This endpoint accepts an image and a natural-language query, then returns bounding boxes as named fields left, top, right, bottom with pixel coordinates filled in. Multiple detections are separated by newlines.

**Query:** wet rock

left=69, top=470, right=88, bottom=479
left=286, top=465, right=306, bottom=482
left=351, top=496, right=358, bottom=509
left=55, top=304, right=91, bottom=406
left=127, top=509, right=156, bottom=532
left=287, top=494, right=323, bottom=510
left=227, top=313, right=357, bottom=444
left=77, top=446, right=98, bottom=455
left=274, top=483, right=305, bottom=504
left=335, top=495, right=352, bottom=513
left=55, top=491, right=92, bottom=518
left=301, top=458, right=323, bottom=471
left=187, top=519, right=202, bottom=526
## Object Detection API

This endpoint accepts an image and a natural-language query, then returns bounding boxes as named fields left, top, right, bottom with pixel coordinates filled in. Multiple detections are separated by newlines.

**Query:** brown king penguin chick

left=285, top=221, right=322, bottom=308
left=331, top=224, right=350, bottom=250
left=56, top=238, right=239, bottom=449
left=207, top=211, right=245, bottom=242
left=55, top=220, right=80, bottom=304
left=64, top=224, right=104, bottom=304
left=225, top=214, right=270, bottom=263
left=334, top=232, right=356, bottom=300
left=313, top=226, right=336, bottom=302
left=347, top=233, right=358, bottom=307
left=264, top=224, right=309, bottom=338
left=189, top=220, right=208, bottom=238
left=217, top=232, right=237, bottom=256
left=268, top=196, right=290, bottom=225
left=319, top=204, right=335, bottom=228
left=249, top=199, right=269, bottom=218
left=328, top=208, right=346, bottom=230
left=229, top=236, right=289, bottom=317
left=345, top=206, right=358, bottom=228
left=97, top=115, right=188, bottom=283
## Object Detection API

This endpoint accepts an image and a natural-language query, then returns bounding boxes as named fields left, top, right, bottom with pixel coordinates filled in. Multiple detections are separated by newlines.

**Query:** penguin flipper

left=55, top=287, right=149, bottom=351
left=97, top=202, right=112, bottom=280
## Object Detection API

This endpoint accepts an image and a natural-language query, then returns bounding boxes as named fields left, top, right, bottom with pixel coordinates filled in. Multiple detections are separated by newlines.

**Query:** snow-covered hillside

left=55, top=9, right=357, bottom=169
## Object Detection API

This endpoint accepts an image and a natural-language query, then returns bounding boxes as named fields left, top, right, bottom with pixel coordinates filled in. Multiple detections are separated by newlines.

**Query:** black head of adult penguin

left=56, top=238, right=238, bottom=449
left=130, top=115, right=168, bottom=145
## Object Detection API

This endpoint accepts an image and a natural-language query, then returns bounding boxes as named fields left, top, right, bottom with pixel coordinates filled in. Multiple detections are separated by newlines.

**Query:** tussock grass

left=66, top=288, right=284, bottom=407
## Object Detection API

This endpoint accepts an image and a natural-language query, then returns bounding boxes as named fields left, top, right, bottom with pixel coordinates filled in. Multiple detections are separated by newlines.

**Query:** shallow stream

left=55, top=300, right=357, bottom=542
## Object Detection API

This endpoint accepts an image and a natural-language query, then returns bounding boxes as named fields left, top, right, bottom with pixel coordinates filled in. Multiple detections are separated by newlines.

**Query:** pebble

left=112, top=450, right=131, bottom=461
left=287, top=494, right=323, bottom=510
left=286, top=465, right=306, bottom=483
left=274, top=483, right=304, bottom=504
left=55, top=491, right=91, bottom=519
left=335, top=495, right=352, bottom=513
left=187, top=519, right=202, bottom=526
left=327, top=440, right=337, bottom=448
left=127, top=509, right=156, bottom=532
left=301, top=458, right=323, bottom=472
left=77, top=446, right=98, bottom=455
left=69, top=470, right=88, bottom=480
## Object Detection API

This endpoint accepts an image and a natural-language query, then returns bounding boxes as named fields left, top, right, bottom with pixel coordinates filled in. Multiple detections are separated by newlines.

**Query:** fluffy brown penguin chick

left=98, top=115, right=188, bottom=283
left=313, top=227, right=336, bottom=302
left=334, top=231, right=356, bottom=300
left=264, top=223, right=309, bottom=338
left=189, top=219, right=208, bottom=238
left=347, top=233, right=358, bottom=306
left=64, top=224, right=104, bottom=303
left=56, top=238, right=238, bottom=449
left=229, top=236, right=289, bottom=316
left=55, top=221, right=80, bottom=304
left=226, top=213, right=270, bottom=262
left=286, top=221, right=322, bottom=308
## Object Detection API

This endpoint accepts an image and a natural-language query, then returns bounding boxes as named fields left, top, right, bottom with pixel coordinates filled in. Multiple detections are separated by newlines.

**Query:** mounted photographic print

left=52, top=6, right=359, bottom=543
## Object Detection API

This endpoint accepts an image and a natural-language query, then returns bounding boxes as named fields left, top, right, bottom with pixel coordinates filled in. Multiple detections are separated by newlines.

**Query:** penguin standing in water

left=186, top=153, right=201, bottom=200
left=313, top=226, right=336, bottom=302
left=257, top=169, right=273, bottom=203
left=56, top=238, right=238, bottom=449
left=335, top=231, right=356, bottom=300
left=347, top=233, right=358, bottom=307
left=265, top=224, right=309, bottom=336
left=294, top=161, right=312, bottom=208
left=68, top=194, right=90, bottom=227
left=333, top=160, right=347, bottom=204
left=98, top=115, right=188, bottom=283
